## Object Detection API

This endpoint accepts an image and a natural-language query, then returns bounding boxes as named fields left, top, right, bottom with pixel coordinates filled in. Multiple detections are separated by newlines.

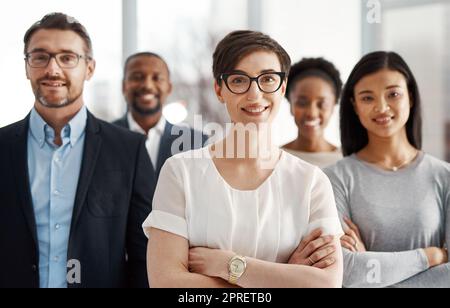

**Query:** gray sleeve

left=390, top=264, right=450, bottom=288
left=324, top=167, right=430, bottom=288
left=343, top=248, right=429, bottom=288
left=390, top=182, right=450, bottom=288
left=323, top=167, right=351, bottom=221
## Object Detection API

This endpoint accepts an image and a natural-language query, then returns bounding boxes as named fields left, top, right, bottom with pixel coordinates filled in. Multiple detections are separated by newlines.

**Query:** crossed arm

left=325, top=171, right=449, bottom=288
left=147, top=228, right=343, bottom=288
left=339, top=218, right=448, bottom=288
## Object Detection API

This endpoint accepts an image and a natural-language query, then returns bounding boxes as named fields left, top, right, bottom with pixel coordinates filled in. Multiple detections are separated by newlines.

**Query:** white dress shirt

left=127, top=112, right=166, bottom=169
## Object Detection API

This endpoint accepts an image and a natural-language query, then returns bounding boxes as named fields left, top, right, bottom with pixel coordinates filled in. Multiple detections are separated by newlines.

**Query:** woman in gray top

left=324, top=51, right=449, bottom=288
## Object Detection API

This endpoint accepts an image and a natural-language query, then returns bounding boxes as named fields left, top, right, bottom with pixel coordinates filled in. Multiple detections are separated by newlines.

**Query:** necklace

left=379, top=150, right=419, bottom=172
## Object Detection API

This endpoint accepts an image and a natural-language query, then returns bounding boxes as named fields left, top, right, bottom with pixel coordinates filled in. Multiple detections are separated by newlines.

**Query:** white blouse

left=143, top=146, right=343, bottom=263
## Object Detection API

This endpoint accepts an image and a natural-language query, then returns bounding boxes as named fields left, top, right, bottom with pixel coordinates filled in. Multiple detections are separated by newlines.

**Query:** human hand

left=340, top=217, right=366, bottom=252
left=423, top=247, right=448, bottom=267
left=288, top=228, right=337, bottom=269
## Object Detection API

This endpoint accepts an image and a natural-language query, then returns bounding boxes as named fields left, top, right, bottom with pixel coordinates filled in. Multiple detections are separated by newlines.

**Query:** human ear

left=214, top=80, right=225, bottom=104
left=85, top=59, right=96, bottom=81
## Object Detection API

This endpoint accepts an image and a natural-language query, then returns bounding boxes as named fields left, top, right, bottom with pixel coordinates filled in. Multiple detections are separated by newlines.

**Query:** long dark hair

left=340, top=51, right=422, bottom=156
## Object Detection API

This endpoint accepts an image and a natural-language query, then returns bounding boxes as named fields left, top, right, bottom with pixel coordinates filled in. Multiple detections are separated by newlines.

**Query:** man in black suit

left=0, top=13, right=155, bottom=288
left=114, top=52, right=207, bottom=179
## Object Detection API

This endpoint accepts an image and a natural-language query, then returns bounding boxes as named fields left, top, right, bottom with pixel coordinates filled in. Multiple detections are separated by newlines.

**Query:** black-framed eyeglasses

left=25, top=51, right=92, bottom=69
left=220, top=72, right=286, bottom=94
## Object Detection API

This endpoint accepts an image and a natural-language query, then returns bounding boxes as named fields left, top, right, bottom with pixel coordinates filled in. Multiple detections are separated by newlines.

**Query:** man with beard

left=0, top=13, right=155, bottom=288
left=114, top=52, right=207, bottom=178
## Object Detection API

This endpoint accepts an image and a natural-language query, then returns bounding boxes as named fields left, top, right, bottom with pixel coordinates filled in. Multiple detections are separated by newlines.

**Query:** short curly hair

left=286, top=57, right=342, bottom=103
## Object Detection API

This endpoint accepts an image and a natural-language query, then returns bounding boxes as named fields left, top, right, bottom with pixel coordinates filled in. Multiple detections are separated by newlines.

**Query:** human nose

left=142, top=76, right=157, bottom=91
left=374, top=97, right=390, bottom=113
left=245, top=79, right=262, bottom=101
left=44, top=56, right=63, bottom=76
left=304, top=103, right=320, bottom=119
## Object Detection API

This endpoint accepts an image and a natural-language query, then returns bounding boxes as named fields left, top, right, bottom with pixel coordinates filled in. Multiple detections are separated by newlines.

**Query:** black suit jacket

left=0, top=111, right=155, bottom=288
left=113, top=115, right=208, bottom=179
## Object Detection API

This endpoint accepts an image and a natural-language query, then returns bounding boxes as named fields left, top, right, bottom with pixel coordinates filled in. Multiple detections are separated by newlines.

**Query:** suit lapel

left=116, top=114, right=129, bottom=129
left=156, top=122, right=174, bottom=175
left=122, top=115, right=129, bottom=128
left=70, top=112, right=102, bottom=230
left=12, top=116, right=38, bottom=246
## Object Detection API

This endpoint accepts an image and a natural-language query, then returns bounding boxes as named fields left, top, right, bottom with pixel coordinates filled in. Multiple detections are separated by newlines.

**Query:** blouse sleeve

left=142, top=157, right=188, bottom=240
left=307, top=167, right=344, bottom=237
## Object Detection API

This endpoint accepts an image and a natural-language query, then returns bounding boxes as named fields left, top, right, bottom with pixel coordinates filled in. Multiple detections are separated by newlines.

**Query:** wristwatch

left=228, top=255, right=247, bottom=285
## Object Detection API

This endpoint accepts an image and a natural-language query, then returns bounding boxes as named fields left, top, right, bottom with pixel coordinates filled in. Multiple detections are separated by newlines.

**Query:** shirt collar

left=67, top=105, right=88, bottom=146
left=29, top=105, right=87, bottom=148
left=29, top=108, right=48, bottom=148
left=127, top=112, right=166, bottom=136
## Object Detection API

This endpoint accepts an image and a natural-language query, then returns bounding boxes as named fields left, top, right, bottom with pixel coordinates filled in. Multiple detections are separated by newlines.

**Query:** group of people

left=0, top=12, right=448, bottom=288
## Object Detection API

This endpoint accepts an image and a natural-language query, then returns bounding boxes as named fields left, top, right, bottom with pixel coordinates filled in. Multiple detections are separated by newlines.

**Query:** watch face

left=230, top=259, right=246, bottom=274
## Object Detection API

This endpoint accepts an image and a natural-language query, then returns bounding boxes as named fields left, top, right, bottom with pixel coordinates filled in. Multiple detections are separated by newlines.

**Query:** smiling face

left=214, top=51, right=286, bottom=126
left=289, top=76, right=336, bottom=140
left=123, top=55, right=172, bottom=119
left=353, top=69, right=412, bottom=140
left=25, top=29, right=95, bottom=108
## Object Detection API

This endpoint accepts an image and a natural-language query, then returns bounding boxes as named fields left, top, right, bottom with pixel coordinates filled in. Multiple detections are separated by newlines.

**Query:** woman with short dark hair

left=143, top=30, right=344, bottom=288
left=324, top=51, right=450, bottom=288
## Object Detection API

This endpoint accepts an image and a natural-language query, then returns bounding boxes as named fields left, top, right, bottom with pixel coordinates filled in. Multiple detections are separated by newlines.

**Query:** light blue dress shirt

left=27, top=106, right=87, bottom=288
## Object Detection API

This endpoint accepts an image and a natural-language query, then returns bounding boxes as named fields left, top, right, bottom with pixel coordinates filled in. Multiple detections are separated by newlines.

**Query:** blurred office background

left=1, top=0, right=449, bottom=160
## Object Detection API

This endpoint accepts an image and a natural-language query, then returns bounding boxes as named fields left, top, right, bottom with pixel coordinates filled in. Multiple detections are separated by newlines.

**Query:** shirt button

left=55, top=224, right=61, bottom=230
left=53, top=256, right=60, bottom=262
left=53, top=190, right=60, bottom=195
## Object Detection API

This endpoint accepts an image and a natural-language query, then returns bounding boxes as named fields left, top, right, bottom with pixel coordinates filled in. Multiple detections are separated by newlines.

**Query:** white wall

left=261, top=0, right=362, bottom=147
left=382, top=4, right=447, bottom=159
